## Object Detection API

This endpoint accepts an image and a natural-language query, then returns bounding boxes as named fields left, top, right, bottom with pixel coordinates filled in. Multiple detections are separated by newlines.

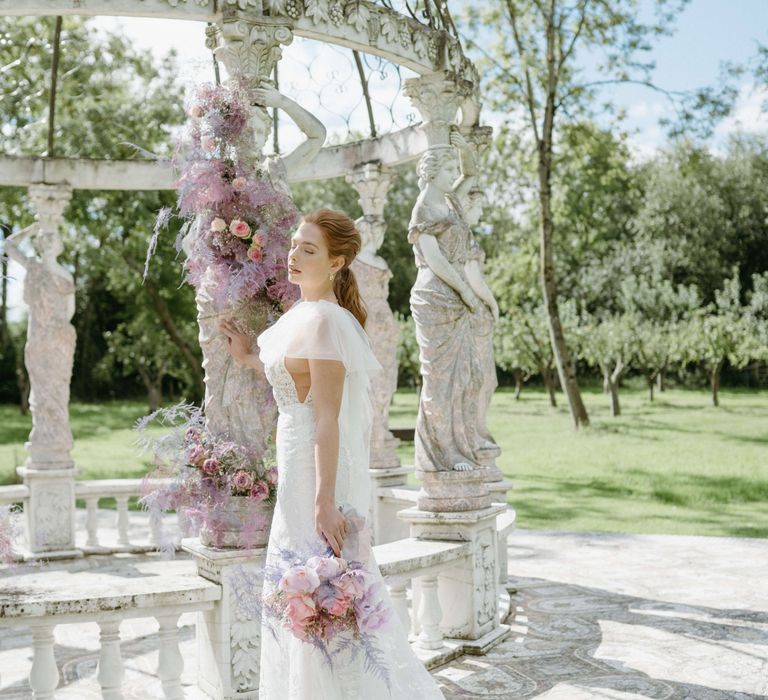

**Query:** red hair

left=302, top=208, right=368, bottom=328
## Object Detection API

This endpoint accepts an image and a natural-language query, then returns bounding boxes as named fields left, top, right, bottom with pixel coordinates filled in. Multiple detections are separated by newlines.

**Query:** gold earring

left=329, top=272, right=336, bottom=282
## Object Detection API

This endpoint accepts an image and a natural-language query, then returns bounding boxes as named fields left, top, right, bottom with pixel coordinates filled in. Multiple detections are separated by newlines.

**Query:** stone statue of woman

left=187, top=81, right=326, bottom=450
left=4, top=222, right=76, bottom=468
left=408, top=130, right=494, bottom=477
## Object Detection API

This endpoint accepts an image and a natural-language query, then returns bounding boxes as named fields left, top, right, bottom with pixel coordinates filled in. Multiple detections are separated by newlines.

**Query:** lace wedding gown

left=256, top=299, right=445, bottom=700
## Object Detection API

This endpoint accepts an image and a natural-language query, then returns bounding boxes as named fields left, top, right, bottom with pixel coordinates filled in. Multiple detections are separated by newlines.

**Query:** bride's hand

left=315, top=502, right=348, bottom=557
left=218, top=319, right=251, bottom=363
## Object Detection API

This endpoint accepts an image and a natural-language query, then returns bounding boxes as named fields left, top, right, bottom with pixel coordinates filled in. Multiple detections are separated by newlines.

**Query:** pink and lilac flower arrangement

left=135, top=402, right=277, bottom=552
left=173, top=79, right=300, bottom=330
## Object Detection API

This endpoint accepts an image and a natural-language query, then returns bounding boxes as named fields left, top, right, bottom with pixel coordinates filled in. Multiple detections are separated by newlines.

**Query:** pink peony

left=279, top=565, right=320, bottom=596
left=246, top=246, right=263, bottom=263
left=210, top=217, right=227, bottom=232
left=232, top=177, right=247, bottom=191
left=229, top=219, right=251, bottom=238
left=232, top=470, right=254, bottom=491
left=266, top=467, right=278, bottom=485
left=251, top=231, right=266, bottom=248
left=186, top=444, right=206, bottom=467
left=249, top=480, right=270, bottom=501
left=201, top=458, right=219, bottom=476
left=201, top=136, right=216, bottom=151
left=307, top=555, right=345, bottom=580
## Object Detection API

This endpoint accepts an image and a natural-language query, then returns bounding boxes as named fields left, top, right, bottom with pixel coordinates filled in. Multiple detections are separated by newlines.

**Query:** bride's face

left=287, top=221, right=343, bottom=288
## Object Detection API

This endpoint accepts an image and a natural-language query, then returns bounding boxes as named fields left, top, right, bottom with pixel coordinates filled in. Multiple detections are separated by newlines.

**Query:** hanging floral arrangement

left=147, top=78, right=300, bottom=331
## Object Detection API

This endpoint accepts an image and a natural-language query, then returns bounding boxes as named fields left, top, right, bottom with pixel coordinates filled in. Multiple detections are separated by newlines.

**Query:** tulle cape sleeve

left=256, top=301, right=382, bottom=379
left=257, top=301, right=383, bottom=480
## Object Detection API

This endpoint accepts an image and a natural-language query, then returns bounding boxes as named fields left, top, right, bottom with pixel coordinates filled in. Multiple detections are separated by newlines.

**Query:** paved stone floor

left=1, top=529, right=766, bottom=699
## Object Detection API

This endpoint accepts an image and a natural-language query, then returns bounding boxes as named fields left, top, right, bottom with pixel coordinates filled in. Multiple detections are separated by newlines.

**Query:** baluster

left=156, top=612, right=184, bottom=699
left=388, top=579, right=410, bottom=632
left=85, top=496, right=100, bottom=547
left=97, top=620, right=125, bottom=700
left=115, top=495, right=130, bottom=547
left=416, top=575, right=443, bottom=650
left=29, top=623, right=59, bottom=700
left=411, top=577, right=422, bottom=636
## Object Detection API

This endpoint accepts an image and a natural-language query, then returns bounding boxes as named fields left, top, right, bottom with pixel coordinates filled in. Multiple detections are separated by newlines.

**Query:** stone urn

left=199, top=496, right=273, bottom=549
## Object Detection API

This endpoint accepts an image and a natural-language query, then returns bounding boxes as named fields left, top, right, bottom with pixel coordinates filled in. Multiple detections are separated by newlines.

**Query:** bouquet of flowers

left=255, top=506, right=392, bottom=686
left=135, top=402, right=277, bottom=552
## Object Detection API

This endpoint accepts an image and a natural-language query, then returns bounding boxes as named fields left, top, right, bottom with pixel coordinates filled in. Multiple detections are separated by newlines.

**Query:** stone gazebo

left=0, top=1, right=516, bottom=698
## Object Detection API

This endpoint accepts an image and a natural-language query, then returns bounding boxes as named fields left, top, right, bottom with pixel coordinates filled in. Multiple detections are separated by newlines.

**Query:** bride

left=219, top=208, right=445, bottom=699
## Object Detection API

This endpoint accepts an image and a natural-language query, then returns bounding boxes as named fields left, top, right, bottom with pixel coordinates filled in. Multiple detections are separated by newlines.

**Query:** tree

left=0, top=17, right=201, bottom=404
left=685, top=271, right=754, bottom=407
left=577, top=314, right=633, bottom=416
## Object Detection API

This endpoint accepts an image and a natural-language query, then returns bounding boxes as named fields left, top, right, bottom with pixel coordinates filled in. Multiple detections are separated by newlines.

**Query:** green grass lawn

left=390, top=386, right=768, bottom=539
left=1, top=387, right=766, bottom=538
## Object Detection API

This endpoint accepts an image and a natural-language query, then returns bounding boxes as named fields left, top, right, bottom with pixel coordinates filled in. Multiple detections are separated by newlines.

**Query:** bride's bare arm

left=218, top=320, right=264, bottom=372
left=309, top=357, right=348, bottom=557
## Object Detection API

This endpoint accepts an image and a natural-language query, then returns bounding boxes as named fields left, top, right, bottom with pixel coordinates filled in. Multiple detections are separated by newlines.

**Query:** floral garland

left=174, top=79, right=300, bottom=330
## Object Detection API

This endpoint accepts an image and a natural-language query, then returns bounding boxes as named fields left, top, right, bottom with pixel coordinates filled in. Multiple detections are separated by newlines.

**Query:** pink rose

left=249, top=481, right=270, bottom=502
left=279, top=565, right=320, bottom=596
left=186, top=444, right=206, bottom=467
left=201, top=136, right=216, bottom=151
left=232, top=470, right=254, bottom=491
left=229, top=219, right=251, bottom=238
left=266, top=467, right=278, bottom=485
left=246, top=246, right=263, bottom=263
left=188, top=104, right=204, bottom=119
left=333, top=569, right=370, bottom=599
left=307, top=555, right=344, bottom=580
left=185, top=427, right=201, bottom=442
left=315, top=582, right=351, bottom=616
left=251, top=231, right=266, bottom=248
left=232, top=177, right=247, bottom=191
left=210, top=217, right=227, bottom=232
left=201, top=458, right=219, bottom=476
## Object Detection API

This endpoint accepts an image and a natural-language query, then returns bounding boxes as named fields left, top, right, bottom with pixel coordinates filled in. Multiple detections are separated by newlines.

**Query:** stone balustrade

left=0, top=479, right=176, bottom=558
left=0, top=556, right=220, bottom=700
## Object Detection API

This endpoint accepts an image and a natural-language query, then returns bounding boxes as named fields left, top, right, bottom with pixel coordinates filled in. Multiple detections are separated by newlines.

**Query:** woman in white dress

left=219, top=208, right=445, bottom=699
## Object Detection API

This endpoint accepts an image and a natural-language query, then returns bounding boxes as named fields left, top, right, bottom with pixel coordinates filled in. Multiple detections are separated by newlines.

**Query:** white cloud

left=713, top=82, right=768, bottom=145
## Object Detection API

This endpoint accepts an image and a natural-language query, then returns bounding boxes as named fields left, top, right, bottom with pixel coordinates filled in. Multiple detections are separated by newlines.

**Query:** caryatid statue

left=5, top=187, right=76, bottom=470
left=5, top=184, right=78, bottom=554
left=187, top=21, right=327, bottom=450
left=407, top=129, right=497, bottom=511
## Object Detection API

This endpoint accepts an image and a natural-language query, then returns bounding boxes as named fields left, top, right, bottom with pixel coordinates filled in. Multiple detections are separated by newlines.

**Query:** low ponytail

left=302, top=208, right=368, bottom=329
left=333, top=266, right=367, bottom=329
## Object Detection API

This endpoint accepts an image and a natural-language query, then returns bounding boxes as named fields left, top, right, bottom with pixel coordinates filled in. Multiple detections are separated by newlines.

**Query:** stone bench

left=0, top=555, right=220, bottom=699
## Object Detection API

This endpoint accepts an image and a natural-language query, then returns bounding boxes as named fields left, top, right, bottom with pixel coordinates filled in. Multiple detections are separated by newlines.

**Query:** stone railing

left=0, top=479, right=176, bottom=557
left=0, top=556, right=220, bottom=700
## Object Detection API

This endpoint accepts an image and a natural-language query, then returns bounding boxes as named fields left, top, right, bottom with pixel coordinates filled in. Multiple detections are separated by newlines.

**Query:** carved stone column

left=404, top=71, right=492, bottom=513
left=347, top=162, right=411, bottom=544
left=17, top=183, right=80, bottom=558
left=192, top=17, right=295, bottom=451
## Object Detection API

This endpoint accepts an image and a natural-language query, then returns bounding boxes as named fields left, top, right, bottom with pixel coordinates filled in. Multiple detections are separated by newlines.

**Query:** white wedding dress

left=256, top=299, right=445, bottom=700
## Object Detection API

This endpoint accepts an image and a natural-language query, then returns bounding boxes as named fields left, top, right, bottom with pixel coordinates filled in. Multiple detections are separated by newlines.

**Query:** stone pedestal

left=182, top=538, right=267, bottom=699
left=400, top=504, right=507, bottom=641
left=16, top=466, right=80, bottom=560
left=369, top=465, right=415, bottom=545
left=415, top=467, right=494, bottom=513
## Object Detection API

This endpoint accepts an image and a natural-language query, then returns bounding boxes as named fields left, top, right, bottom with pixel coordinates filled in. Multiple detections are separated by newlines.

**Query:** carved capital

left=211, top=16, right=294, bottom=86
left=346, top=162, right=392, bottom=220
left=404, top=71, right=473, bottom=147
left=28, top=183, right=72, bottom=236
left=462, top=125, right=493, bottom=159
